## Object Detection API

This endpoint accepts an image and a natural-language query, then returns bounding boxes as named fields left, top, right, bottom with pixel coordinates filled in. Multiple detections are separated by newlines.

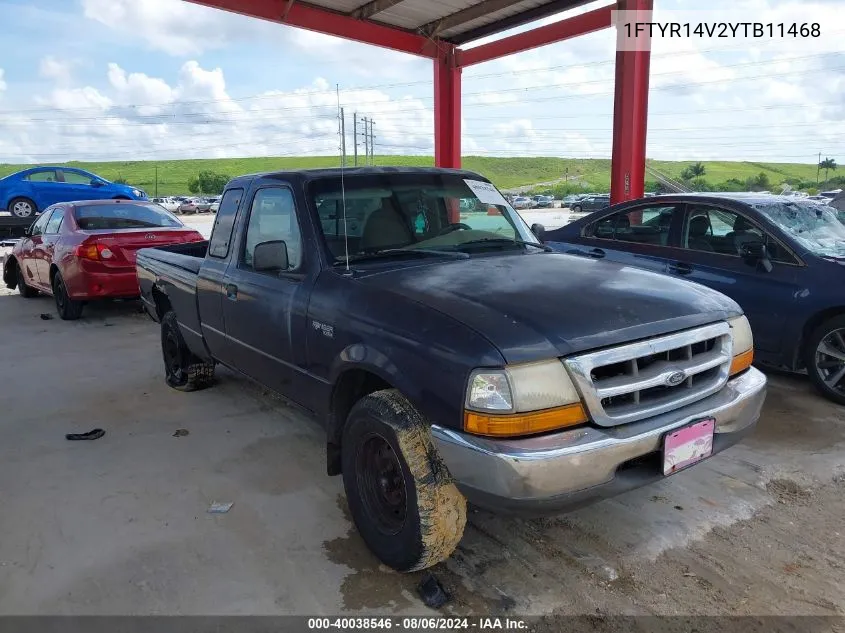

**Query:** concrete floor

left=0, top=278, right=843, bottom=615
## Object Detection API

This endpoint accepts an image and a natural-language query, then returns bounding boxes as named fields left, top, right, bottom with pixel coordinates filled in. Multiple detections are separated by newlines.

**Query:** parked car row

left=151, top=196, right=220, bottom=215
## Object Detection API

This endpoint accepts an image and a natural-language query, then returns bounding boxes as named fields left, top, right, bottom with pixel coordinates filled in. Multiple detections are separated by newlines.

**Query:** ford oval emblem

left=666, top=371, right=686, bottom=386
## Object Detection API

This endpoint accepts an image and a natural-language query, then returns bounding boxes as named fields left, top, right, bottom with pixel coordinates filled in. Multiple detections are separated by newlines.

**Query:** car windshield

left=310, top=173, right=540, bottom=263
left=74, top=203, right=183, bottom=230
left=753, top=200, right=845, bottom=258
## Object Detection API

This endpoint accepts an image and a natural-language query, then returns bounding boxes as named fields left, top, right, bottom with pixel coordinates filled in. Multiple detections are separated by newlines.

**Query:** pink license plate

left=663, top=418, right=715, bottom=476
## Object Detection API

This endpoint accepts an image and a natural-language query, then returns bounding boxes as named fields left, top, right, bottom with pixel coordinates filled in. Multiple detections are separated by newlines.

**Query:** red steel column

left=610, top=0, right=653, bottom=204
left=434, top=45, right=461, bottom=169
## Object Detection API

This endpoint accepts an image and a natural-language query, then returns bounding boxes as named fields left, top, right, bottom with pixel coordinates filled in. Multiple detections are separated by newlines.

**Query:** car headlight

left=728, top=315, right=754, bottom=376
left=465, top=360, right=588, bottom=437
left=132, top=188, right=142, bottom=197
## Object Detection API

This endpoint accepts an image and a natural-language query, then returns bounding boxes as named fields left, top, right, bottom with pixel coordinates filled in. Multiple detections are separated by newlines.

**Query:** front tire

left=341, top=389, right=466, bottom=572
left=9, top=197, right=37, bottom=218
left=16, top=265, right=38, bottom=298
left=805, top=315, right=845, bottom=404
left=161, top=311, right=215, bottom=391
left=571, top=204, right=582, bottom=213
left=52, top=272, right=84, bottom=320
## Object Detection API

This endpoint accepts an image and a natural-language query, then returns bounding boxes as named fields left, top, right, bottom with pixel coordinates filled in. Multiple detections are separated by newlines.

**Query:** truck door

left=220, top=185, right=313, bottom=399
left=197, top=187, right=243, bottom=360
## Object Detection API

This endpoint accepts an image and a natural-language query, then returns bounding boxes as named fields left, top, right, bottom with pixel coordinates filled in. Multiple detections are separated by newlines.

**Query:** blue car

left=0, top=167, right=147, bottom=219
left=542, top=193, right=845, bottom=404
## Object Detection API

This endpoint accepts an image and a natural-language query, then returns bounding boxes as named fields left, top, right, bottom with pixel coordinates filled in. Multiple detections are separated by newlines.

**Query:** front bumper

left=431, top=366, right=766, bottom=515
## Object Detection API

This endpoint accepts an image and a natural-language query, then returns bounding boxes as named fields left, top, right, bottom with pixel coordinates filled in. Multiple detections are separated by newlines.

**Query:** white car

left=151, top=197, right=180, bottom=213
left=512, top=196, right=532, bottom=210
left=207, top=197, right=220, bottom=213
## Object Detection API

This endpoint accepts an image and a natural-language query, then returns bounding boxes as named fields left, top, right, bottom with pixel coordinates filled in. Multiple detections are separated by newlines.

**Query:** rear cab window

left=208, top=188, right=243, bottom=259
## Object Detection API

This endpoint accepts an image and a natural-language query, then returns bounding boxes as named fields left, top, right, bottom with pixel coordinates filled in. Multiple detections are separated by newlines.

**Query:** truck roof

left=227, top=166, right=488, bottom=188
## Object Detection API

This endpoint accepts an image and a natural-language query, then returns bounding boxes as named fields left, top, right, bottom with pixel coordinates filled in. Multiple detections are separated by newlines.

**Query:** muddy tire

left=16, top=264, right=38, bottom=298
left=805, top=315, right=845, bottom=405
left=52, top=272, right=84, bottom=320
left=161, top=311, right=215, bottom=392
left=341, top=389, right=466, bottom=572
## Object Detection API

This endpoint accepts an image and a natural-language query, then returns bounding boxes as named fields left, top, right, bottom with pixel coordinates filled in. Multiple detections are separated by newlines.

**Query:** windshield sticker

left=464, top=179, right=509, bottom=207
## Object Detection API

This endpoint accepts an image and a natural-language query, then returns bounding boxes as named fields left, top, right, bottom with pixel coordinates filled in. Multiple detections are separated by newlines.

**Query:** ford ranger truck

left=136, top=167, right=767, bottom=573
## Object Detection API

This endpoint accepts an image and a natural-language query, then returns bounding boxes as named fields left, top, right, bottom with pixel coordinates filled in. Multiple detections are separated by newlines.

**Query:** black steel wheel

left=806, top=315, right=845, bottom=404
left=160, top=311, right=215, bottom=392
left=355, top=433, right=407, bottom=535
left=52, top=272, right=83, bottom=320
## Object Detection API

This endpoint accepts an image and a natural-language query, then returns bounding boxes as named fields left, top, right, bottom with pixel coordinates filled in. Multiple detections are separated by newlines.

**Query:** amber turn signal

left=464, top=403, right=588, bottom=438
left=729, top=348, right=754, bottom=376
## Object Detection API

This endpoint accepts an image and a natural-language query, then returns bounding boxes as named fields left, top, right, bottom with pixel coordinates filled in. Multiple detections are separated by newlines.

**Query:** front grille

left=564, top=322, right=733, bottom=427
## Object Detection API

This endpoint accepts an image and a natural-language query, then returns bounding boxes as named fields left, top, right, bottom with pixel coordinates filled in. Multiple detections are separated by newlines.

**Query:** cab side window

left=591, top=205, right=680, bottom=246
left=242, top=188, right=302, bottom=272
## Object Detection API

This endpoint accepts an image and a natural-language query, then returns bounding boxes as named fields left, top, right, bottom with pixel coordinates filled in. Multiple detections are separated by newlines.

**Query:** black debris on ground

left=173, top=429, right=190, bottom=437
left=40, top=313, right=53, bottom=320
left=65, top=429, right=105, bottom=441
left=417, top=572, right=450, bottom=609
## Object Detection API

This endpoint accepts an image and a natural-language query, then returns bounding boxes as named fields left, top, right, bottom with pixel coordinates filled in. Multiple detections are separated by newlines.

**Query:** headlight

left=728, top=315, right=754, bottom=375
left=132, top=188, right=142, bottom=197
left=465, top=360, right=587, bottom=437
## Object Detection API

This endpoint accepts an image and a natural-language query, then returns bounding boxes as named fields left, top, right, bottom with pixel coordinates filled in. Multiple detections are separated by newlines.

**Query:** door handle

left=668, top=262, right=693, bottom=275
left=225, top=283, right=238, bottom=300
left=587, top=248, right=605, bottom=259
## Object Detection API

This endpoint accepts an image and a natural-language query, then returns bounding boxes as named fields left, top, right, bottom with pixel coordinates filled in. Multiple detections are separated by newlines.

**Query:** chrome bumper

left=431, top=366, right=766, bottom=515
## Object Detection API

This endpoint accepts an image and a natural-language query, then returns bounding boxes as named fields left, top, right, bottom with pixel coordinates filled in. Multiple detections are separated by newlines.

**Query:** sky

left=0, top=0, right=842, bottom=165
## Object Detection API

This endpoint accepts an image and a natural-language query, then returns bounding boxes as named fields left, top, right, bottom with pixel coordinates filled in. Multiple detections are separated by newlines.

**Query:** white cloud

left=39, top=56, right=73, bottom=82
left=0, top=68, right=6, bottom=93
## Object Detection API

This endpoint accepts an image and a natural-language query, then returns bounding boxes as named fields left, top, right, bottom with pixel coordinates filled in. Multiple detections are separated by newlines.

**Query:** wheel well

left=326, top=369, right=392, bottom=476
left=796, top=307, right=845, bottom=369
left=151, top=286, right=173, bottom=320
left=49, top=264, right=59, bottom=284
left=113, top=195, right=130, bottom=200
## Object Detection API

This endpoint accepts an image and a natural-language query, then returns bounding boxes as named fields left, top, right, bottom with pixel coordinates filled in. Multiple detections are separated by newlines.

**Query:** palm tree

left=819, top=158, right=837, bottom=182
left=689, top=162, right=706, bottom=177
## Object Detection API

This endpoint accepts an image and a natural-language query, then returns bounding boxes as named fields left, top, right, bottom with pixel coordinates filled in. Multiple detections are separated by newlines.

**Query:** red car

left=3, top=199, right=204, bottom=320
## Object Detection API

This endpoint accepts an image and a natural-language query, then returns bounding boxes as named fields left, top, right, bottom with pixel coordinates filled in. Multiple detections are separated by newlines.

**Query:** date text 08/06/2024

left=307, top=617, right=527, bottom=630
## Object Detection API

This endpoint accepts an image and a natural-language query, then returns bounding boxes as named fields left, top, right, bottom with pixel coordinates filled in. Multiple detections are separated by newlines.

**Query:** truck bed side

left=136, top=242, right=208, bottom=359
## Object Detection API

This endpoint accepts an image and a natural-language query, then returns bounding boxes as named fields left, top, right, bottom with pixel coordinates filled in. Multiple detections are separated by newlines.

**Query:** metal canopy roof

left=286, top=0, right=593, bottom=45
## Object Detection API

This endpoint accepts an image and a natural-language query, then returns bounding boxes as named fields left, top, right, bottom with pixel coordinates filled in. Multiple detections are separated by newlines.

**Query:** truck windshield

left=74, top=203, right=183, bottom=230
left=310, top=173, right=539, bottom=263
left=753, top=200, right=845, bottom=259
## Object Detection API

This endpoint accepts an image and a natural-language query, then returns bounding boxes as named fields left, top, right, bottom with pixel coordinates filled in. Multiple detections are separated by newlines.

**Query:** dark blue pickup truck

left=136, top=168, right=766, bottom=572
left=543, top=193, right=845, bottom=404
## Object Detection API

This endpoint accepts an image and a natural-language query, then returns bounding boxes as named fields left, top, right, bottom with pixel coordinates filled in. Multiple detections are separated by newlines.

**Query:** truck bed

left=138, top=240, right=208, bottom=274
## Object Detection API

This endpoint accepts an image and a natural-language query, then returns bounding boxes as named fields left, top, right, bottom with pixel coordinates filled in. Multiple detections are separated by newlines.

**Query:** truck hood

left=354, top=253, right=742, bottom=364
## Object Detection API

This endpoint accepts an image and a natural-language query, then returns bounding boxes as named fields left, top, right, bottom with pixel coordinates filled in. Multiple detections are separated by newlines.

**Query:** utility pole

left=360, top=117, right=369, bottom=166
left=369, top=119, right=375, bottom=166
left=340, top=107, right=346, bottom=167
left=353, top=113, right=358, bottom=167
left=154, top=164, right=158, bottom=198
left=817, top=151, right=821, bottom=185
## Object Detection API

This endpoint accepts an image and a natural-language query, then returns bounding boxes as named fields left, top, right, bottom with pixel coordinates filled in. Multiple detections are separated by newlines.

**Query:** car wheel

left=341, top=389, right=466, bottom=572
left=571, top=205, right=582, bottom=213
left=805, top=315, right=845, bottom=405
left=16, top=264, right=38, bottom=298
left=52, top=272, right=84, bottom=320
left=9, top=197, right=37, bottom=218
left=161, top=311, right=215, bottom=392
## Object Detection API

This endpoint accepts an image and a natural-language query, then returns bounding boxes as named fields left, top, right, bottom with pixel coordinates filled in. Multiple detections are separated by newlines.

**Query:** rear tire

left=341, top=389, right=466, bottom=572
left=16, top=265, right=38, bottom=298
left=52, top=272, right=84, bottom=320
left=9, top=197, right=37, bottom=218
left=805, top=315, right=845, bottom=405
left=571, top=204, right=582, bottom=213
left=161, top=311, right=215, bottom=391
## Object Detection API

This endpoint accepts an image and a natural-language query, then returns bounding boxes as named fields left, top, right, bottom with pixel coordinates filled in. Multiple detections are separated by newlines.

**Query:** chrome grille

left=564, top=322, right=733, bottom=427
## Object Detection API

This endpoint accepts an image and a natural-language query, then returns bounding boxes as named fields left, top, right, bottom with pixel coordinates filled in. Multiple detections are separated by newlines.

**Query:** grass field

left=0, top=156, right=821, bottom=196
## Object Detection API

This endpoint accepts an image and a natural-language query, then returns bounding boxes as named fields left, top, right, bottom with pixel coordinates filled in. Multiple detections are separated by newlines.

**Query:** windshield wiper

left=334, top=248, right=469, bottom=266
left=455, top=238, right=552, bottom=252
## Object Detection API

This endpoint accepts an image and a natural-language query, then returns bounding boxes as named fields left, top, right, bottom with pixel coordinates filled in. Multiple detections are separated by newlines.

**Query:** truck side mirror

left=531, top=223, right=546, bottom=242
left=740, top=241, right=773, bottom=273
left=253, top=240, right=289, bottom=272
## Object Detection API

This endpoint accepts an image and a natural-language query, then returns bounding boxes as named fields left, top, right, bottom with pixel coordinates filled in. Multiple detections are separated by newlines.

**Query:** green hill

left=0, top=156, right=824, bottom=196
